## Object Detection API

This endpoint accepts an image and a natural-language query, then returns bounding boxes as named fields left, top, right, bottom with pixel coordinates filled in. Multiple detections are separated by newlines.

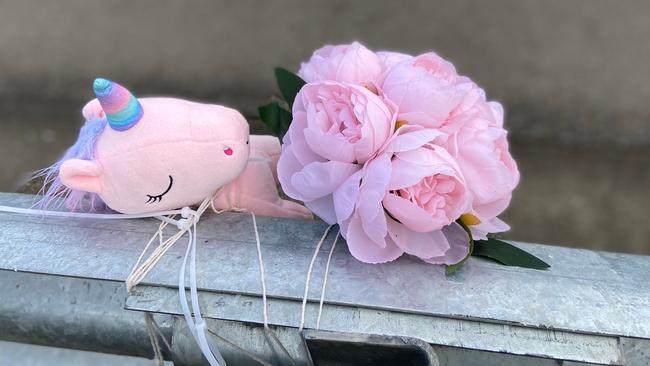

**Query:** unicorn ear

left=81, top=99, right=105, bottom=121
left=59, top=159, right=103, bottom=194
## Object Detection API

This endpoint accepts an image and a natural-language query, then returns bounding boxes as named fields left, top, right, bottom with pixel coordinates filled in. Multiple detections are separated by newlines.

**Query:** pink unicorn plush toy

left=41, top=78, right=311, bottom=219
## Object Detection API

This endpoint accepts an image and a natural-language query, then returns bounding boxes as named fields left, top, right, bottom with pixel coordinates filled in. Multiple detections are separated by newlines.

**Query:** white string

left=251, top=212, right=269, bottom=328
left=298, top=225, right=333, bottom=331
left=126, top=219, right=192, bottom=291
left=0, top=205, right=184, bottom=219
left=126, top=198, right=214, bottom=291
left=206, top=329, right=274, bottom=366
left=190, top=218, right=226, bottom=366
left=144, top=313, right=165, bottom=366
left=178, top=214, right=226, bottom=366
left=250, top=213, right=302, bottom=364
left=155, top=215, right=181, bottom=226
left=147, top=313, right=173, bottom=352
left=316, top=230, right=339, bottom=330
left=128, top=219, right=169, bottom=287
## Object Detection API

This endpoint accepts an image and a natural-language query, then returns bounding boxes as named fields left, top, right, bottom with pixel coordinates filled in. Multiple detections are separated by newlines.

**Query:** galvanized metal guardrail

left=0, top=192, right=648, bottom=365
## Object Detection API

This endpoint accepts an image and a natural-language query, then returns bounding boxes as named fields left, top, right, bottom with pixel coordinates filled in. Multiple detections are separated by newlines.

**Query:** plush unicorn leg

left=212, top=135, right=313, bottom=220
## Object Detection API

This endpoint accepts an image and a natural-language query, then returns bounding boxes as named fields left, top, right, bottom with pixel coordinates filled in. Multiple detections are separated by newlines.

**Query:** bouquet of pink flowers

left=260, top=42, right=548, bottom=272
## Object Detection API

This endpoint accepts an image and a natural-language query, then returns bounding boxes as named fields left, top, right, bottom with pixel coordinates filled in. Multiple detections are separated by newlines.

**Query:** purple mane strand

left=33, top=118, right=108, bottom=212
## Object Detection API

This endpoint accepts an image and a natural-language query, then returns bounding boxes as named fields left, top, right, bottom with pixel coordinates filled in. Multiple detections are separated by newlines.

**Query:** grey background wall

left=2, top=0, right=650, bottom=144
left=1, top=0, right=648, bottom=253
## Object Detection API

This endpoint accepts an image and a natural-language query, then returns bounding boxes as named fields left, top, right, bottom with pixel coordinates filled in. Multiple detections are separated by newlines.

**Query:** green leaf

left=278, top=105, right=293, bottom=138
left=257, top=102, right=293, bottom=138
left=473, top=238, right=551, bottom=270
left=274, top=67, right=306, bottom=108
left=258, top=102, right=281, bottom=136
left=445, top=221, right=474, bottom=276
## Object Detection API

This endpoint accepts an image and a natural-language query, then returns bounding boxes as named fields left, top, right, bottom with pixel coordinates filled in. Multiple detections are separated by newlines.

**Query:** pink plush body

left=212, top=135, right=312, bottom=219
left=60, top=81, right=309, bottom=219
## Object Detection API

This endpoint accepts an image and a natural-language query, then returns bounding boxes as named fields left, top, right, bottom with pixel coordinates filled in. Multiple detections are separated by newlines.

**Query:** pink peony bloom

left=279, top=42, right=519, bottom=265
left=383, top=137, right=470, bottom=234
left=336, top=127, right=471, bottom=264
left=382, top=54, right=520, bottom=240
left=444, top=90, right=520, bottom=239
left=376, top=51, right=412, bottom=85
left=277, top=81, right=396, bottom=224
left=381, top=52, right=467, bottom=128
left=377, top=51, right=412, bottom=72
left=298, top=42, right=383, bottom=89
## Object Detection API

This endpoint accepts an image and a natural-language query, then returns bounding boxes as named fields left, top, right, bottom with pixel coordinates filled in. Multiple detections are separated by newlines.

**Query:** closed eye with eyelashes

left=146, top=175, right=173, bottom=203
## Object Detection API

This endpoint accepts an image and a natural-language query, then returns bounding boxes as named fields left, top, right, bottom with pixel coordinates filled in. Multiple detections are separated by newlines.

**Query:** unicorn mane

left=34, top=118, right=108, bottom=212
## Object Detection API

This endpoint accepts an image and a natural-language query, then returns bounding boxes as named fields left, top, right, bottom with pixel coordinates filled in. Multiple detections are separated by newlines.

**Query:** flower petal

left=383, top=193, right=439, bottom=232
left=473, top=193, right=512, bottom=221
left=470, top=217, right=511, bottom=240
left=304, top=127, right=356, bottom=163
left=277, top=144, right=306, bottom=200
left=385, top=127, right=442, bottom=153
left=290, top=160, right=360, bottom=201
left=387, top=152, right=445, bottom=190
left=305, top=195, right=337, bottom=225
left=425, top=222, right=470, bottom=265
left=357, top=155, right=391, bottom=245
left=344, top=214, right=403, bottom=264
left=386, top=217, right=450, bottom=259
left=333, top=170, right=363, bottom=223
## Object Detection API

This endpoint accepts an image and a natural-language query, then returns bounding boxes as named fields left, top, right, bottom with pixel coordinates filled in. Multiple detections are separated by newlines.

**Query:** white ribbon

left=178, top=216, right=226, bottom=366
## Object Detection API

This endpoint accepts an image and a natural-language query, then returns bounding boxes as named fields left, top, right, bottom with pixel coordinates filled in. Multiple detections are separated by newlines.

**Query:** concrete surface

left=0, top=0, right=649, bottom=145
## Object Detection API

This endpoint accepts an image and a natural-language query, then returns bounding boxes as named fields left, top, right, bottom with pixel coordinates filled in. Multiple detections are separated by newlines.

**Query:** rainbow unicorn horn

left=93, top=78, right=143, bottom=131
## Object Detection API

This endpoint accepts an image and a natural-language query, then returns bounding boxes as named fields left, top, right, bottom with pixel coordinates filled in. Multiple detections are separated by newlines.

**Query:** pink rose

left=336, top=127, right=471, bottom=264
left=277, top=81, right=396, bottom=224
left=381, top=52, right=467, bottom=128
left=298, top=42, right=383, bottom=89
